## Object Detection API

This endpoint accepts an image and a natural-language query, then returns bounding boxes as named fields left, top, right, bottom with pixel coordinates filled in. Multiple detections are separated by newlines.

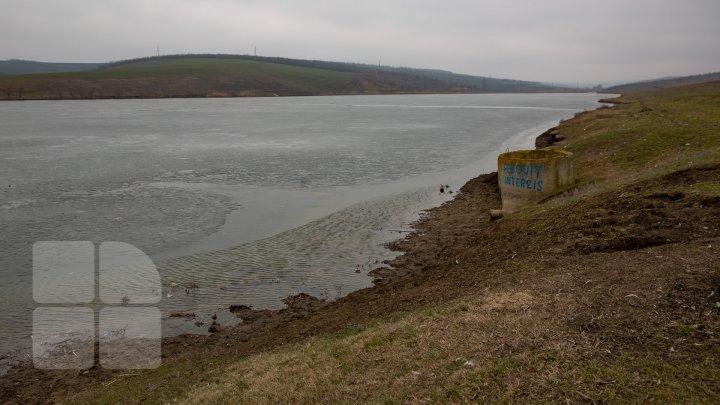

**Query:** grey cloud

left=1, top=0, right=718, bottom=83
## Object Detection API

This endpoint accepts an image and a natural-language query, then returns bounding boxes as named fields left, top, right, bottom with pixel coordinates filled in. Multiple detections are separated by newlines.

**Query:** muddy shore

left=0, top=165, right=507, bottom=403
left=2, top=86, right=720, bottom=402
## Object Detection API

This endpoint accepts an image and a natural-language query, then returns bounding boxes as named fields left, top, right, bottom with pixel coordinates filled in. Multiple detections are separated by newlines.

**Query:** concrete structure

left=498, top=149, right=575, bottom=212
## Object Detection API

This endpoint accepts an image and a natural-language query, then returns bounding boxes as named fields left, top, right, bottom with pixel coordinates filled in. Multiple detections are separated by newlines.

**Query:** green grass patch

left=333, top=325, right=363, bottom=339
left=671, top=323, right=698, bottom=337
left=564, top=82, right=720, bottom=190
left=690, top=181, right=720, bottom=196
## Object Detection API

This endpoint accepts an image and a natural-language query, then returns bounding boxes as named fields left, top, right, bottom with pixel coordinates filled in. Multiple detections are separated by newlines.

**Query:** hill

left=0, top=54, right=569, bottom=100
left=606, top=71, right=720, bottom=93
left=0, top=59, right=102, bottom=76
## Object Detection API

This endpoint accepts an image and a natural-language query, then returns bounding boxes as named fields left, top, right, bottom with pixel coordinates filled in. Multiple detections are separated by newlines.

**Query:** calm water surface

left=0, top=93, right=607, bottom=362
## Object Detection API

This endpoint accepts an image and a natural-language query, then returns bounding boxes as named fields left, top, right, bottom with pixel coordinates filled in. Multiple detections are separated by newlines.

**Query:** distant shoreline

left=0, top=90, right=494, bottom=102
left=0, top=87, right=590, bottom=102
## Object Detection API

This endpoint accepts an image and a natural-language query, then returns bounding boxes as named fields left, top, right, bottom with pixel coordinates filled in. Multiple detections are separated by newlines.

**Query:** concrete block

left=498, top=149, right=575, bottom=212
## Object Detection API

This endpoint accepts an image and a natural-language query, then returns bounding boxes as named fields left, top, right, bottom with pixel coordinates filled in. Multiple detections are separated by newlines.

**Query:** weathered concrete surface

left=498, top=149, right=574, bottom=212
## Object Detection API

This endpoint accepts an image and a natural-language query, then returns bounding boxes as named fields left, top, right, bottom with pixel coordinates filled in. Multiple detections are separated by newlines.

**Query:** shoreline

left=0, top=89, right=594, bottom=102
left=0, top=97, right=600, bottom=396
left=0, top=173, right=504, bottom=398
left=4, top=82, right=719, bottom=402
left=0, top=90, right=494, bottom=102
left=149, top=111, right=565, bottom=337
left=0, top=93, right=601, bottom=367
left=0, top=126, right=533, bottom=398
left=0, top=109, right=542, bottom=379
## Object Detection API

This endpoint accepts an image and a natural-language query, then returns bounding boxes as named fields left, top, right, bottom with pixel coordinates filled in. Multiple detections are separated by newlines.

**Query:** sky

left=1, top=0, right=719, bottom=85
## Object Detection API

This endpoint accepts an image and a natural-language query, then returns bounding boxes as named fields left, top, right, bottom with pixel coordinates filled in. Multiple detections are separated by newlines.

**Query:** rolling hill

left=0, top=59, right=103, bottom=76
left=0, top=54, right=569, bottom=100
left=605, top=71, right=720, bottom=93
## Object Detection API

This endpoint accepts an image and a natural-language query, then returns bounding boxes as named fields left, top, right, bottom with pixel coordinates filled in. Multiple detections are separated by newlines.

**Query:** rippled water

left=0, top=93, right=607, bottom=362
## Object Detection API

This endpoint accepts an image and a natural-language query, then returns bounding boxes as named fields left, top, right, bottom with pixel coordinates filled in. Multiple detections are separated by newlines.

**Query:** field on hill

left=0, top=55, right=569, bottom=100
left=0, top=57, right=477, bottom=100
left=1, top=82, right=719, bottom=404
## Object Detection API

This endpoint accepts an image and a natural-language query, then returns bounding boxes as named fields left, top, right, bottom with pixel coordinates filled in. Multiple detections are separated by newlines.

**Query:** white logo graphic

left=32, top=241, right=161, bottom=369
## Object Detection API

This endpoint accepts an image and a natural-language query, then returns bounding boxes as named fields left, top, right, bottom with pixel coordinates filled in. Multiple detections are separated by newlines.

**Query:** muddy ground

left=2, top=154, right=719, bottom=402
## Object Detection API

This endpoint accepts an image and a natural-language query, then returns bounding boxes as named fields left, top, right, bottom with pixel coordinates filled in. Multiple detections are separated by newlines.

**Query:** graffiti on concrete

left=502, top=163, right=544, bottom=191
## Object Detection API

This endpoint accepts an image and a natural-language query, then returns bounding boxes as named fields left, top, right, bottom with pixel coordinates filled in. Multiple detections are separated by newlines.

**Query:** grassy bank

left=3, top=82, right=719, bottom=404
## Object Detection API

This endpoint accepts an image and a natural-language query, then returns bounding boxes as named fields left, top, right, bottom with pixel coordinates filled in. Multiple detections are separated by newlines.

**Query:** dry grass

left=176, top=82, right=720, bottom=404
left=556, top=82, right=720, bottom=190
left=177, top=242, right=720, bottom=404
left=180, top=291, right=560, bottom=404
left=33, top=81, right=720, bottom=404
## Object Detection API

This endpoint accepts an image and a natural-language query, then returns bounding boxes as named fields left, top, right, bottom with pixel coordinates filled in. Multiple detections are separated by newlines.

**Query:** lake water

left=0, top=93, right=606, bottom=363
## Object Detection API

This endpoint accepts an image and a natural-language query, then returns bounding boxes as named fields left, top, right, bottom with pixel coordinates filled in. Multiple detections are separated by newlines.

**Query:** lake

left=0, top=93, right=606, bottom=362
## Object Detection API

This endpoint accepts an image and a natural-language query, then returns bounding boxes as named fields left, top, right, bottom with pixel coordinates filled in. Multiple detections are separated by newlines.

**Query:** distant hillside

left=606, top=71, right=720, bottom=93
left=390, top=67, right=558, bottom=93
left=103, top=54, right=565, bottom=93
left=0, top=59, right=103, bottom=76
left=0, top=54, right=570, bottom=100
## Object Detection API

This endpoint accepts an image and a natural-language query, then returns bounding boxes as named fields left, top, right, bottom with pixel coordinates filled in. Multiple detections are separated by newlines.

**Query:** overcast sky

left=2, top=0, right=719, bottom=84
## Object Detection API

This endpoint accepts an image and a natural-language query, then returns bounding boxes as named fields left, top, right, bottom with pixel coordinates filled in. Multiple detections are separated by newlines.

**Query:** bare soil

left=3, top=162, right=718, bottom=403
